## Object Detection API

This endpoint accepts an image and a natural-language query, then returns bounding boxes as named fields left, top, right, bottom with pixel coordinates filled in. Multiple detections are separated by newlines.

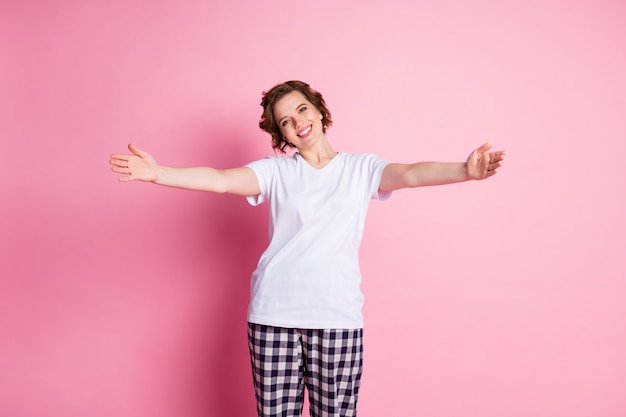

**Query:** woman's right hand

left=110, top=144, right=158, bottom=182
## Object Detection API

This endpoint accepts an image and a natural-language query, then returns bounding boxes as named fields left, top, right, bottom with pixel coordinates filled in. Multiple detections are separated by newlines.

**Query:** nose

left=295, top=113, right=309, bottom=129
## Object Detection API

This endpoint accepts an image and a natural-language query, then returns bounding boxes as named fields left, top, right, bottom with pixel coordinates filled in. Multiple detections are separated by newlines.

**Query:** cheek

left=279, top=124, right=293, bottom=137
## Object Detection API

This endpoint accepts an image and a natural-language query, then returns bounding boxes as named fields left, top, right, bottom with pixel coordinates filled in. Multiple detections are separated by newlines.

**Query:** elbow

left=400, top=168, right=422, bottom=189
left=380, top=164, right=421, bottom=191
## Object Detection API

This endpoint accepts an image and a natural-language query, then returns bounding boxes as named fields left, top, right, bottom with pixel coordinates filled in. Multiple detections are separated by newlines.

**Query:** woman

left=110, top=80, right=506, bottom=417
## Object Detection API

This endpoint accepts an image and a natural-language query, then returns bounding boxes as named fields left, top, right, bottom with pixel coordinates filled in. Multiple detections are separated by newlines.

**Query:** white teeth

left=299, top=126, right=311, bottom=137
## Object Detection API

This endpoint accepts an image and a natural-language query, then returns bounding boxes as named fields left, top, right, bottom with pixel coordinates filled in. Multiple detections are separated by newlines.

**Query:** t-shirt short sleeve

left=366, top=154, right=392, bottom=201
left=245, top=157, right=275, bottom=206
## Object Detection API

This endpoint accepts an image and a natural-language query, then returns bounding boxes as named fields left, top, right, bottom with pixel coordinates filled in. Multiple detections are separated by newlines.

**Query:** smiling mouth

left=298, top=126, right=312, bottom=137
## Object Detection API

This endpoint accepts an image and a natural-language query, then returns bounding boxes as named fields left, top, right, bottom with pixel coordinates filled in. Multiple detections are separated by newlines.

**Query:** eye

left=299, top=106, right=307, bottom=113
left=281, top=119, right=290, bottom=127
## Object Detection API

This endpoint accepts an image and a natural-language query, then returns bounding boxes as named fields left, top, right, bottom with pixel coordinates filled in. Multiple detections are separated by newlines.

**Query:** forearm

left=154, top=166, right=227, bottom=193
left=408, top=162, right=469, bottom=187
left=153, top=165, right=259, bottom=195
left=380, top=161, right=470, bottom=191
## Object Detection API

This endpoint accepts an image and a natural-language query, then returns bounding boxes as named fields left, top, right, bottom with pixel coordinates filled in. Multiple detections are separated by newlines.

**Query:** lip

left=297, top=125, right=312, bottom=138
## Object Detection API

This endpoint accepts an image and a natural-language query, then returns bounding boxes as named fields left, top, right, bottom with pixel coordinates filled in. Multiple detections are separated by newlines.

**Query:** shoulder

left=340, top=152, right=389, bottom=169
left=246, top=154, right=301, bottom=180
left=247, top=153, right=298, bottom=168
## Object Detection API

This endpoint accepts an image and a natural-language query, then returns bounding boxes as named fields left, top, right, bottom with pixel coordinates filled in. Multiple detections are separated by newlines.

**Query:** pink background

left=2, top=1, right=625, bottom=416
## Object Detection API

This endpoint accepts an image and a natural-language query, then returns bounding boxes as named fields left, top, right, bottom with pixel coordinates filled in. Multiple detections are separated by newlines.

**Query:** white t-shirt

left=246, top=152, right=391, bottom=329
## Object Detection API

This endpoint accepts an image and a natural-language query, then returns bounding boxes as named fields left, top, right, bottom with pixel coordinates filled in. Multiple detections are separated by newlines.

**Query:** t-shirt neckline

left=295, top=151, right=342, bottom=171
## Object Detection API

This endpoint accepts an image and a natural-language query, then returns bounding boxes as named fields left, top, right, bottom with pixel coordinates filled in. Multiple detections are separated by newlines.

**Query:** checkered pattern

left=248, top=323, right=363, bottom=417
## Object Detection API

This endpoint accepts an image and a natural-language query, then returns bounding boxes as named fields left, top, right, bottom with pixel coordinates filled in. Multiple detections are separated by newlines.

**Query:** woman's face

left=273, top=91, right=325, bottom=150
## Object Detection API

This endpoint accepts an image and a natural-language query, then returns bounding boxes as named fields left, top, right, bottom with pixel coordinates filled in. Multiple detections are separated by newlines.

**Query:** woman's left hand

left=466, top=142, right=507, bottom=180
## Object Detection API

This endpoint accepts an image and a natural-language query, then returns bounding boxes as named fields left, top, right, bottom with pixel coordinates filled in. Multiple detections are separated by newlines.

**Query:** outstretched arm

left=379, top=142, right=506, bottom=192
left=110, top=144, right=260, bottom=196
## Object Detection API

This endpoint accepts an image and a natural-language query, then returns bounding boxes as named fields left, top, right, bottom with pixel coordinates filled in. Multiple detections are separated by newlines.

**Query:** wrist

left=462, top=162, right=472, bottom=181
left=153, top=166, right=166, bottom=184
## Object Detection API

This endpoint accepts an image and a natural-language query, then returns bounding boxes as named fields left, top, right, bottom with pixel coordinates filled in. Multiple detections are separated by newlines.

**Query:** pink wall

left=2, top=1, right=625, bottom=416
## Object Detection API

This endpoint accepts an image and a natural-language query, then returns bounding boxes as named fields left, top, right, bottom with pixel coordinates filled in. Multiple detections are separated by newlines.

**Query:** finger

left=488, top=162, right=502, bottom=171
left=110, top=158, right=129, bottom=167
left=111, top=166, right=131, bottom=174
left=488, top=152, right=506, bottom=164
left=110, top=154, right=131, bottom=161
left=488, top=155, right=505, bottom=165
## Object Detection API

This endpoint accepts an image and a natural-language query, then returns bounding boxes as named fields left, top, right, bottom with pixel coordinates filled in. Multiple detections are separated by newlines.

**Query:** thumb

left=128, top=144, right=147, bottom=158
left=476, top=141, right=493, bottom=155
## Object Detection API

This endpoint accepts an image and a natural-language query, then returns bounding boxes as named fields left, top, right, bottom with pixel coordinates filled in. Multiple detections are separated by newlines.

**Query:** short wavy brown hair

left=259, top=80, right=333, bottom=153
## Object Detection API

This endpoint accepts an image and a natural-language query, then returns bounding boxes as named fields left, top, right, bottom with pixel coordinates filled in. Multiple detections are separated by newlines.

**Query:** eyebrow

left=277, top=103, right=308, bottom=124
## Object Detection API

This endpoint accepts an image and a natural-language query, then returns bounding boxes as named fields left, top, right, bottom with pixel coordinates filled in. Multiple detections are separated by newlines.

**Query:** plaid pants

left=247, top=323, right=364, bottom=417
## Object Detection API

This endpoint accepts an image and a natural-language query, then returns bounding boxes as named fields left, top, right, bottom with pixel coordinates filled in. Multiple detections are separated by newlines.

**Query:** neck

left=297, top=137, right=337, bottom=169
